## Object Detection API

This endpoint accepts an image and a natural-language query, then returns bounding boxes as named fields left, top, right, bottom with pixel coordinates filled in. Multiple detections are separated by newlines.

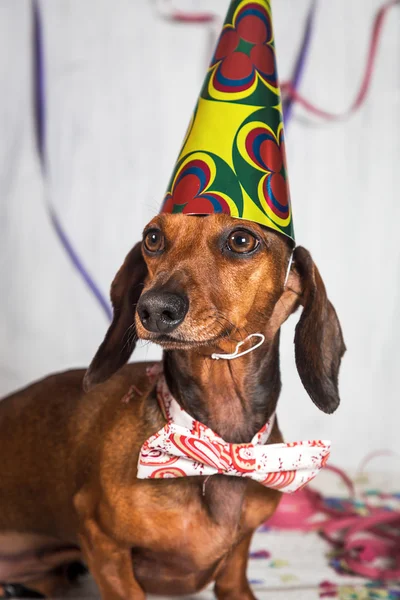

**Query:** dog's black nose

left=137, top=292, right=188, bottom=334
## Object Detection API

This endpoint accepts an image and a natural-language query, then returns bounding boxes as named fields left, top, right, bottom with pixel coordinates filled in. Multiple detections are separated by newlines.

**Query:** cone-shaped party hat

left=161, top=0, right=294, bottom=243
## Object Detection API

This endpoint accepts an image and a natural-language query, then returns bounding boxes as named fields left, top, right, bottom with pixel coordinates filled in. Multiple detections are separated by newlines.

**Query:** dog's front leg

left=78, top=515, right=145, bottom=600
left=74, top=491, right=145, bottom=600
left=214, top=533, right=256, bottom=600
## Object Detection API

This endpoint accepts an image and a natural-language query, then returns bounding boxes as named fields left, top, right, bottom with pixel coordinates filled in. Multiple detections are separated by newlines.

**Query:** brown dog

left=0, top=214, right=345, bottom=599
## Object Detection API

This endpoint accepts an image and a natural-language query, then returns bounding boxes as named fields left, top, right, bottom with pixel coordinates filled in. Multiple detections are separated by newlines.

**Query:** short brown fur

left=0, top=214, right=345, bottom=599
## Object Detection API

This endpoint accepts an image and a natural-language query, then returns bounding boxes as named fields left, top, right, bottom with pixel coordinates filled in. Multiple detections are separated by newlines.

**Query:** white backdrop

left=0, top=0, right=399, bottom=470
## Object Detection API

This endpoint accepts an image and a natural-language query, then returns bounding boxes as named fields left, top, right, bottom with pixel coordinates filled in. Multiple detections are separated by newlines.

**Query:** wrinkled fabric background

left=0, top=0, right=399, bottom=470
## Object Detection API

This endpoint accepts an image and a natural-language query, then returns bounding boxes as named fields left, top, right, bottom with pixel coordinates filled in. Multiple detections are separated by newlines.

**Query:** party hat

left=161, top=0, right=294, bottom=243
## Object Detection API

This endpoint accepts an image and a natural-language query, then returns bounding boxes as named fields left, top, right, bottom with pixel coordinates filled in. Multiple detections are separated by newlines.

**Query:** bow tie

left=137, top=365, right=330, bottom=493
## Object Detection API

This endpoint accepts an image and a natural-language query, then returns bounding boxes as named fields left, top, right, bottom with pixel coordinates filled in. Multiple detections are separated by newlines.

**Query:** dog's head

left=84, top=214, right=345, bottom=414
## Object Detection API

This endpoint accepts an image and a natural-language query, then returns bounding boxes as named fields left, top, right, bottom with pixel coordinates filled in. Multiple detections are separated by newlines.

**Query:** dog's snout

left=137, top=292, right=188, bottom=333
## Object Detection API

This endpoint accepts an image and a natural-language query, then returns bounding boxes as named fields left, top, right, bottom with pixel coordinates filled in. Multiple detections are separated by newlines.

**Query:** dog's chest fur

left=109, top=476, right=266, bottom=595
left=96, top=443, right=279, bottom=597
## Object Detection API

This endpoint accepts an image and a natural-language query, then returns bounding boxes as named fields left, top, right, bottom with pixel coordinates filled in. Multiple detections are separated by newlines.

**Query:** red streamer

left=155, top=1, right=217, bottom=24
left=268, top=455, right=400, bottom=582
left=168, top=11, right=216, bottom=24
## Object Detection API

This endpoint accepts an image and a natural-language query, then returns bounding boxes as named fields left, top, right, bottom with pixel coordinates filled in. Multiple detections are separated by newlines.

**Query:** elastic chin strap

left=211, top=251, right=294, bottom=361
left=284, top=250, right=295, bottom=287
left=211, top=333, right=265, bottom=361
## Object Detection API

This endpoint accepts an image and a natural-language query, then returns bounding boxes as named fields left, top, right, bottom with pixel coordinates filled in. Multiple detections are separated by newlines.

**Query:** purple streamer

left=32, top=0, right=112, bottom=321
left=33, top=0, right=46, bottom=167
left=282, top=0, right=317, bottom=127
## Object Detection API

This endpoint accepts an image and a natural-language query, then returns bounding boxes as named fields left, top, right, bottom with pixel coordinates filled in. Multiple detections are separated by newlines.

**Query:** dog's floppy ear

left=83, top=242, right=147, bottom=391
left=291, top=246, right=346, bottom=414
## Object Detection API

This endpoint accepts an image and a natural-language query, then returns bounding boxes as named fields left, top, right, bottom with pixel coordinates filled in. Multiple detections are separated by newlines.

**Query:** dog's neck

left=163, top=333, right=281, bottom=444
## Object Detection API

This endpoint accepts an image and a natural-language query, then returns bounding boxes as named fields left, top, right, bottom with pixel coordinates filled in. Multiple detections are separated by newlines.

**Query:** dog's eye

left=144, top=230, right=164, bottom=253
left=227, top=230, right=259, bottom=254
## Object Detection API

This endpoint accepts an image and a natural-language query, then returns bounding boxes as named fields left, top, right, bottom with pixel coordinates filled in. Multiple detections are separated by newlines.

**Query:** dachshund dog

left=0, top=214, right=345, bottom=599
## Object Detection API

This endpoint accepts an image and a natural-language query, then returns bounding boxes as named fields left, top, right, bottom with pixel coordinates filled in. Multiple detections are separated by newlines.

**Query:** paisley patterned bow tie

left=137, top=365, right=330, bottom=493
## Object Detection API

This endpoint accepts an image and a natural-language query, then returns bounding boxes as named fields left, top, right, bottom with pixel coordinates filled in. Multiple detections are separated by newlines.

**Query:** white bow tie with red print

left=137, top=365, right=330, bottom=493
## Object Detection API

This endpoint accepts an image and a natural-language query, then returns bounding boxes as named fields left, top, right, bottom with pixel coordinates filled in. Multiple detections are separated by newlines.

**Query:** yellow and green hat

left=161, top=0, right=294, bottom=243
